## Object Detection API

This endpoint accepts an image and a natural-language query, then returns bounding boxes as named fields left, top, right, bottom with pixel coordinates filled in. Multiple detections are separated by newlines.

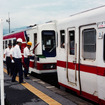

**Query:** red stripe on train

left=57, top=60, right=105, bottom=76
left=29, top=61, right=56, bottom=70
left=3, top=31, right=26, bottom=42
left=59, top=82, right=105, bottom=104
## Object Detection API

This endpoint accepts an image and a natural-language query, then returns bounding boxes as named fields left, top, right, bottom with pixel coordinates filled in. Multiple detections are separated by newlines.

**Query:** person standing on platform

left=12, top=38, right=24, bottom=83
left=10, top=43, right=16, bottom=76
left=3, top=43, right=12, bottom=75
left=23, top=42, right=32, bottom=79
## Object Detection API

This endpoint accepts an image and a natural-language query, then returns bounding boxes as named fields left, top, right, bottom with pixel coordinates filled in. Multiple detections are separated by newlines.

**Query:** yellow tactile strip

left=4, top=68, right=62, bottom=105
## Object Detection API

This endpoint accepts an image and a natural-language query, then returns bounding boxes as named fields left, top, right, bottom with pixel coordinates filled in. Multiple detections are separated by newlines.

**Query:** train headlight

left=42, top=64, right=56, bottom=69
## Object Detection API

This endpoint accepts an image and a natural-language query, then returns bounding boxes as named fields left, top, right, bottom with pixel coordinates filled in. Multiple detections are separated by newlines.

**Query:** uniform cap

left=27, top=42, right=32, bottom=46
left=17, top=38, right=22, bottom=43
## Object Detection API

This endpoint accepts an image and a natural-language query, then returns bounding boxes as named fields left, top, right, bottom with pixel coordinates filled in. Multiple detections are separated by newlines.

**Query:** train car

left=3, top=21, right=57, bottom=74
left=0, top=19, right=4, bottom=105
left=3, top=29, right=28, bottom=53
left=26, top=21, right=57, bottom=74
left=57, top=6, right=105, bottom=104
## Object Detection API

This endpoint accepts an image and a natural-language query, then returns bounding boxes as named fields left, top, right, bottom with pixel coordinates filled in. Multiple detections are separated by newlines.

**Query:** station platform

left=4, top=68, right=77, bottom=105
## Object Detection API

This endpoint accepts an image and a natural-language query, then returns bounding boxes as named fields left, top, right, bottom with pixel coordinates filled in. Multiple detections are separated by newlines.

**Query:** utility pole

left=6, top=12, right=10, bottom=33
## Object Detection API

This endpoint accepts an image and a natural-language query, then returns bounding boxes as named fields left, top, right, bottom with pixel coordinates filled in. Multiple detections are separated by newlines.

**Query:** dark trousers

left=12, top=58, right=23, bottom=83
left=11, top=58, right=15, bottom=76
left=24, top=58, right=29, bottom=77
left=6, top=57, right=11, bottom=75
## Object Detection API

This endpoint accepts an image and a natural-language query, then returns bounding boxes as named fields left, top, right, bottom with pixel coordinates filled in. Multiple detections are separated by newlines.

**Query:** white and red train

left=3, top=21, right=57, bottom=74
left=3, top=6, right=105, bottom=104
left=57, top=6, right=105, bottom=104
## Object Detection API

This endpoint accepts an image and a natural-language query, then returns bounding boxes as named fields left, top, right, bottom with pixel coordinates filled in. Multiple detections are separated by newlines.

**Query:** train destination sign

left=97, top=21, right=105, bottom=28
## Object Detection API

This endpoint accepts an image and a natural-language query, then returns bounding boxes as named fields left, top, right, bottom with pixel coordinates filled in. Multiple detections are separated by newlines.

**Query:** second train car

left=3, top=21, right=57, bottom=74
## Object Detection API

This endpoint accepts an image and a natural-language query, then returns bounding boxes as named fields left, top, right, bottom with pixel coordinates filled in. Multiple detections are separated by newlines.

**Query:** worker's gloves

left=11, top=60, right=15, bottom=63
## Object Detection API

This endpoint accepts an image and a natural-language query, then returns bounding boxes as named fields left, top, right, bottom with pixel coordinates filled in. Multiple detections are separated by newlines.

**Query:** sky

left=0, top=0, right=105, bottom=30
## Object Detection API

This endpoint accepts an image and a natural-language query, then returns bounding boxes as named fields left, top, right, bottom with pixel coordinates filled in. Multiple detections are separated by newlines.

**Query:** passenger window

left=82, top=28, right=96, bottom=60
left=13, top=39, right=16, bottom=45
left=34, top=33, right=37, bottom=46
left=60, top=30, right=65, bottom=48
left=5, top=40, right=7, bottom=48
left=69, top=30, right=75, bottom=55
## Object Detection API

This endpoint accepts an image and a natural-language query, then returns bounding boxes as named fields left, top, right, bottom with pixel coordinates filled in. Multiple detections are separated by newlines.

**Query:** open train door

left=79, top=24, right=98, bottom=101
left=66, top=27, right=77, bottom=86
left=0, top=19, right=4, bottom=105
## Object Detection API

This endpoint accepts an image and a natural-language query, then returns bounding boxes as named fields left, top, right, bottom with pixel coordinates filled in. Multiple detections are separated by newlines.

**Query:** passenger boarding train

left=3, top=5, right=105, bottom=104
left=57, top=6, right=105, bottom=104
left=3, top=21, right=57, bottom=74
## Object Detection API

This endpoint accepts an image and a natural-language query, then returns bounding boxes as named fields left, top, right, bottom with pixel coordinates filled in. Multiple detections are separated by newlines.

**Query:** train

left=3, top=5, right=105, bottom=104
left=57, top=5, right=105, bottom=104
left=0, top=19, right=4, bottom=105
left=3, top=21, right=57, bottom=74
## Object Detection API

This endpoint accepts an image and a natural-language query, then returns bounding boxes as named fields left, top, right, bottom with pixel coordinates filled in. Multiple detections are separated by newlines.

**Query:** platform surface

left=4, top=70, right=77, bottom=105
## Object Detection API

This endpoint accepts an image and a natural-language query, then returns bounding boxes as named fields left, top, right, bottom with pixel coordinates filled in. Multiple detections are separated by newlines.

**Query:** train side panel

left=26, top=22, right=57, bottom=74
left=57, top=6, right=105, bottom=104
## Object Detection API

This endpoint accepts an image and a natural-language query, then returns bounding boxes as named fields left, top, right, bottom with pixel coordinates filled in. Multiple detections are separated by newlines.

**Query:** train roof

left=3, top=27, right=32, bottom=36
left=57, top=5, right=105, bottom=26
left=30, top=20, right=56, bottom=29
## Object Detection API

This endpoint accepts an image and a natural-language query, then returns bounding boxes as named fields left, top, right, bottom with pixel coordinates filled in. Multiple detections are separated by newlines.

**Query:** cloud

left=22, top=2, right=64, bottom=9
left=1, top=0, right=105, bottom=29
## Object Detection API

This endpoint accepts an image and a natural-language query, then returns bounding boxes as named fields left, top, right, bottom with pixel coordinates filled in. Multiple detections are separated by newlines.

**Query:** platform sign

left=0, top=19, right=4, bottom=105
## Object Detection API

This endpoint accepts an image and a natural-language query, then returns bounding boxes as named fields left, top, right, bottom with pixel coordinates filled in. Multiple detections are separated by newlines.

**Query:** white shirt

left=4, top=47, right=11, bottom=57
left=10, top=47, right=15, bottom=57
left=24, top=47, right=31, bottom=58
left=13, top=45, right=22, bottom=58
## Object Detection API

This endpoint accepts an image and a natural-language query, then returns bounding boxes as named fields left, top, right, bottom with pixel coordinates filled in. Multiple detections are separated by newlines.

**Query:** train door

left=66, top=28, right=77, bottom=86
left=79, top=25, right=98, bottom=98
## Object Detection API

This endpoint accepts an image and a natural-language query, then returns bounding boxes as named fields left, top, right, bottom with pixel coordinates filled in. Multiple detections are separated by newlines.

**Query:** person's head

left=27, top=42, right=32, bottom=49
left=17, top=38, right=22, bottom=46
left=8, top=43, right=12, bottom=49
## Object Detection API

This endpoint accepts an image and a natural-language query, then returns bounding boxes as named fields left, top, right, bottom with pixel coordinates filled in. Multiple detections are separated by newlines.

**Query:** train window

left=24, top=31, right=29, bottom=42
left=60, top=30, right=65, bottom=48
left=34, top=33, right=37, bottom=46
left=5, top=40, right=7, bottom=48
left=42, top=31, right=55, bottom=52
left=13, top=39, right=16, bottom=44
left=9, top=40, right=11, bottom=44
left=82, top=28, right=96, bottom=60
left=69, top=30, right=75, bottom=55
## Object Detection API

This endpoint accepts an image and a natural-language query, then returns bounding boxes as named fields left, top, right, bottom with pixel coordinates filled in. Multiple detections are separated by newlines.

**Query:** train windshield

left=42, top=31, right=56, bottom=57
